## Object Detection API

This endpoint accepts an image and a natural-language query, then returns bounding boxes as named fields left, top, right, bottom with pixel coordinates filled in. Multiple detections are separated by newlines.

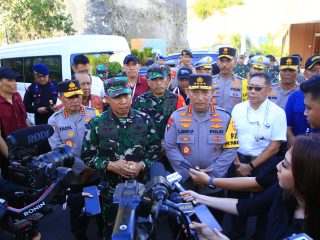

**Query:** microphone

left=7, top=124, right=54, bottom=150
left=166, top=172, right=197, bottom=205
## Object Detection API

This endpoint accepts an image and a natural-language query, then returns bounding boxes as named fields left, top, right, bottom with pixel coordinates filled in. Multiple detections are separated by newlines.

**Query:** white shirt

left=91, top=76, right=105, bottom=98
left=231, top=99, right=287, bottom=156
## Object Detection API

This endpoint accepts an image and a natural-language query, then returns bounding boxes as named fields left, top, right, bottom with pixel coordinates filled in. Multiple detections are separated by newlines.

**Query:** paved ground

left=1, top=203, right=255, bottom=240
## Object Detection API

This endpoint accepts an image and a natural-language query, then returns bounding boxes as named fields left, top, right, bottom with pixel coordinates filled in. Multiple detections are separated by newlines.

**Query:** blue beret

left=32, top=63, right=50, bottom=76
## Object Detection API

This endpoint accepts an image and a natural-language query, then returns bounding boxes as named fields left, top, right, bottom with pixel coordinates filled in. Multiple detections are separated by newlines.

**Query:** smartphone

left=83, top=186, right=101, bottom=216
left=180, top=161, right=197, bottom=171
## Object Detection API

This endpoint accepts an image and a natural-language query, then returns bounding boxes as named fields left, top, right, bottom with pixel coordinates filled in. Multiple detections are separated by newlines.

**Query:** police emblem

left=182, top=146, right=190, bottom=155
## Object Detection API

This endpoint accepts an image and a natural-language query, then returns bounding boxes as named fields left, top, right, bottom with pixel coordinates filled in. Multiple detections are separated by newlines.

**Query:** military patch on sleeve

left=166, top=117, right=174, bottom=131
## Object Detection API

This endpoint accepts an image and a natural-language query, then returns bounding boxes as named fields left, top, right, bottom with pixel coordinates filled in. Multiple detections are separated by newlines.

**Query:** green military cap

left=280, top=56, right=299, bottom=70
left=104, top=77, right=132, bottom=97
left=218, top=47, right=237, bottom=59
left=58, top=79, right=83, bottom=98
left=188, top=74, right=212, bottom=90
left=147, top=65, right=166, bottom=80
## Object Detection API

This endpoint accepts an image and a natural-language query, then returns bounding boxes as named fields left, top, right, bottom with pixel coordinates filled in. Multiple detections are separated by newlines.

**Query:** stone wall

left=64, top=0, right=188, bottom=53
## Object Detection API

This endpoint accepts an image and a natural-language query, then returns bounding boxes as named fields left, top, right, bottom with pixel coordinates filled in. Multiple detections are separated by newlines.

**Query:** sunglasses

left=247, top=85, right=267, bottom=92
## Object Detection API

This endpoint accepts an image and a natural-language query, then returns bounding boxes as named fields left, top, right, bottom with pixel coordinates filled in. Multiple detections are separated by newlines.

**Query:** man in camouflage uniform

left=133, top=65, right=185, bottom=169
left=212, top=47, right=248, bottom=113
left=233, top=54, right=249, bottom=79
left=268, top=56, right=300, bottom=109
left=266, top=54, right=280, bottom=84
left=165, top=74, right=238, bottom=223
left=81, top=77, right=160, bottom=239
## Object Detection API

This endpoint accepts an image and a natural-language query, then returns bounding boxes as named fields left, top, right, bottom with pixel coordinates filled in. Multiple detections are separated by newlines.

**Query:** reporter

left=182, top=134, right=320, bottom=240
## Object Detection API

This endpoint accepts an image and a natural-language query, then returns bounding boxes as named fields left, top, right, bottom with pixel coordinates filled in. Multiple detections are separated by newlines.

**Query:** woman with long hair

left=182, top=134, right=320, bottom=240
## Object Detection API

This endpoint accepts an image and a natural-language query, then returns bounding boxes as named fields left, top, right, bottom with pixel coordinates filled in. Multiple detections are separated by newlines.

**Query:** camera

left=8, top=145, right=75, bottom=189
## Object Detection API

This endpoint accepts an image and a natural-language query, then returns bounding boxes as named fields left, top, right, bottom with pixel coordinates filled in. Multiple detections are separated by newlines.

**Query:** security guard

left=268, top=56, right=299, bottom=109
left=48, top=79, right=100, bottom=240
left=212, top=47, right=247, bottom=113
left=23, top=63, right=58, bottom=125
left=164, top=74, right=238, bottom=222
left=81, top=77, right=160, bottom=239
left=194, top=56, right=213, bottom=75
left=233, top=54, right=249, bottom=79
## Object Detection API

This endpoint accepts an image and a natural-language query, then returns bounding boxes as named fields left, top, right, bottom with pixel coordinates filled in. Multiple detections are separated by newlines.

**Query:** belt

left=237, top=152, right=257, bottom=162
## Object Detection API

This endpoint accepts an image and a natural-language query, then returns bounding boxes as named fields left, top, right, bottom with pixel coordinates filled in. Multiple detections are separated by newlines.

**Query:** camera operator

left=0, top=67, right=28, bottom=179
left=48, top=79, right=101, bottom=240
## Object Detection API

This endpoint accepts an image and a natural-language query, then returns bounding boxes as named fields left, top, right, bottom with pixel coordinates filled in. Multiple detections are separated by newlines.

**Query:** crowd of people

left=1, top=47, right=320, bottom=240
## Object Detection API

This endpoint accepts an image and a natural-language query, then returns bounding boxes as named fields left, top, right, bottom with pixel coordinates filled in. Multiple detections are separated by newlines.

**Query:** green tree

left=230, top=34, right=241, bottom=51
left=0, top=0, right=75, bottom=44
left=250, top=34, right=282, bottom=58
left=106, top=62, right=122, bottom=78
left=193, top=0, right=244, bottom=19
left=131, top=48, right=156, bottom=66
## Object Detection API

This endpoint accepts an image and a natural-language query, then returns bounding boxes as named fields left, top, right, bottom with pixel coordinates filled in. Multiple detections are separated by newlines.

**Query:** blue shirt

left=285, top=90, right=309, bottom=136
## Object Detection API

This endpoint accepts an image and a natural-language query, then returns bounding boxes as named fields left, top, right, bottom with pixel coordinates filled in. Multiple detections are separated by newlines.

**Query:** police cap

left=280, top=57, right=299, bottom=70
left=58, top=80, right=83, bottom=97
left=218, top=47, right=236, bottom=59
left=188, top=74, right=212, bottom=90
left=305, top=54, right=320, bottom=69
left=194, top=56, right=213, bottom=70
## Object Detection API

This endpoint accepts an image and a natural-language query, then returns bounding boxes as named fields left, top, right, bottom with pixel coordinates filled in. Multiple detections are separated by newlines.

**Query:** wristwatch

left=208, top=176, right=215, bottom=189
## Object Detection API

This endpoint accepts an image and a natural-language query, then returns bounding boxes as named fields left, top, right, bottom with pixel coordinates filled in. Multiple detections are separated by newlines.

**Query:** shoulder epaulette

left=215, top=106, right=231, bottom=116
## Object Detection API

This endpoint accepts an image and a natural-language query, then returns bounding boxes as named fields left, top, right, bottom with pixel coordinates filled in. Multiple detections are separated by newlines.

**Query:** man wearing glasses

left=228, top=72, right=287, bottom=239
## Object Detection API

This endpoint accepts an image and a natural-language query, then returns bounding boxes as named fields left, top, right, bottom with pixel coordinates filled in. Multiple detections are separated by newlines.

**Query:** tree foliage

left=193, top=0, right=244, bottom=19
left=131, top=48, right=156, bottom=65
left=250, top=34, right=282, bottom=58
left=0, top=0, right=75, bottom=44
left=106, top=62, right=122, bottom=78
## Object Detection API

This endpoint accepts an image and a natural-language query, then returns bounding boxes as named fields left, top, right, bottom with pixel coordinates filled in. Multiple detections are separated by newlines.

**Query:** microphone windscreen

left=7, top=124, right=54, bottom=149
left=150, top=162, right=166, bottom=179
left=169, top=192, right=183, bottom=204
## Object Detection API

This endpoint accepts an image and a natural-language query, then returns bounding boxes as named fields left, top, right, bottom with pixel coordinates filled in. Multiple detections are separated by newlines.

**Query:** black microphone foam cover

left=7, top=124, right=54, bottom=149
left=169, top=192, right=183, bottom=204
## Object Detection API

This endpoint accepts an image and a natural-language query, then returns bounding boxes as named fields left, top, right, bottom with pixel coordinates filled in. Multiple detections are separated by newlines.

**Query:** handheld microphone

left=166, top=172, right=197, bottom=205
left=7, top=124, right=54, bottom=150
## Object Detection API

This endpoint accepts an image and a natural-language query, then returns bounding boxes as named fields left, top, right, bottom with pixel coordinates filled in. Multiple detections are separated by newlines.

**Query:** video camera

left=112, top=162, right=222, bottom=240
left=7, top=124, right=75, bottom=189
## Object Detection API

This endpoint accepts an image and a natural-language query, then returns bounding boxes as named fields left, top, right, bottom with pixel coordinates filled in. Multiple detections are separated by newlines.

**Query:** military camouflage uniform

left=266, top=65, right=280, bottom=84
left=133, top=90, right=185, bottom=139
left=81, top=107, right=160, bottom=238
left=233, top=63, right=250, bottom=79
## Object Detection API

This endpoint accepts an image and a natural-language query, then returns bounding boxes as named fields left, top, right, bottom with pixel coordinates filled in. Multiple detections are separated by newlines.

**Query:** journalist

left=181, top=134, right=320, bottom=240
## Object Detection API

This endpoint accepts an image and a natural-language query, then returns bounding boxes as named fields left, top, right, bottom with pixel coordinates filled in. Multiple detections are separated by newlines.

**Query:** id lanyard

left=131, top=83, right=137, bottom=104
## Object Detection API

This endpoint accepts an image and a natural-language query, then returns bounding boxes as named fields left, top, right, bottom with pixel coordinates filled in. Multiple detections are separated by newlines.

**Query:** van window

left=70, top=52, right=112, bottom=75
left=1, top=55, right=62, bottom=83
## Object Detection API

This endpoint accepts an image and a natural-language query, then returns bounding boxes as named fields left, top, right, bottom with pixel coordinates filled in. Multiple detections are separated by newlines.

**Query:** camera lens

left=36, top=145, right=74, bottom=167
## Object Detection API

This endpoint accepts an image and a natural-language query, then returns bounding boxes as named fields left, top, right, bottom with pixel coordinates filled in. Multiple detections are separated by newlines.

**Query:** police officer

left=212, top=47, right=247, bottom=113
left=81, top=77, right=160, bottom=239
left=268, top=56, right=300, bottom=109
left=248, top=55, right=270, bottom=75
left=164, top=74, right=238, bottom=222
left=23, top=63, right=58, bottom=125
left=194, top=56, right=213, bottom=75
left=233, top=54, right=249, bottom=79
left=172, top=67, right=193, bottom=105
left=48, top=79, right=100, bottom=240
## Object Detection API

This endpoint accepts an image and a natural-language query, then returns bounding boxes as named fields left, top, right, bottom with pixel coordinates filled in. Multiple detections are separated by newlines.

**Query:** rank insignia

left=214, top=136, right=222, bottom=142
left=85, top=118, right=91, bottom=122
left=182, top=146, right=191, bottom=155
left=180, top=123, right=191, bottom=128
left=210, top=118, right=222, bottom=123
left=210, top=123, right=223, bottom=129
left=232, top=80, right=240, bottom=88
left=67, top=131, right=74, bottom=137
left=212, top=98, right=217, bottom=104
left=180, top=111, right=186, bottom=116
left=181, top=137, right=190, bottom=142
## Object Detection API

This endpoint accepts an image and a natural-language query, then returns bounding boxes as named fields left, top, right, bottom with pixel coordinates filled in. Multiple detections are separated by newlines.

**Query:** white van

left=0, top=35, right=130, bottom=99
left=0, top=35, right=130, bottom=124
